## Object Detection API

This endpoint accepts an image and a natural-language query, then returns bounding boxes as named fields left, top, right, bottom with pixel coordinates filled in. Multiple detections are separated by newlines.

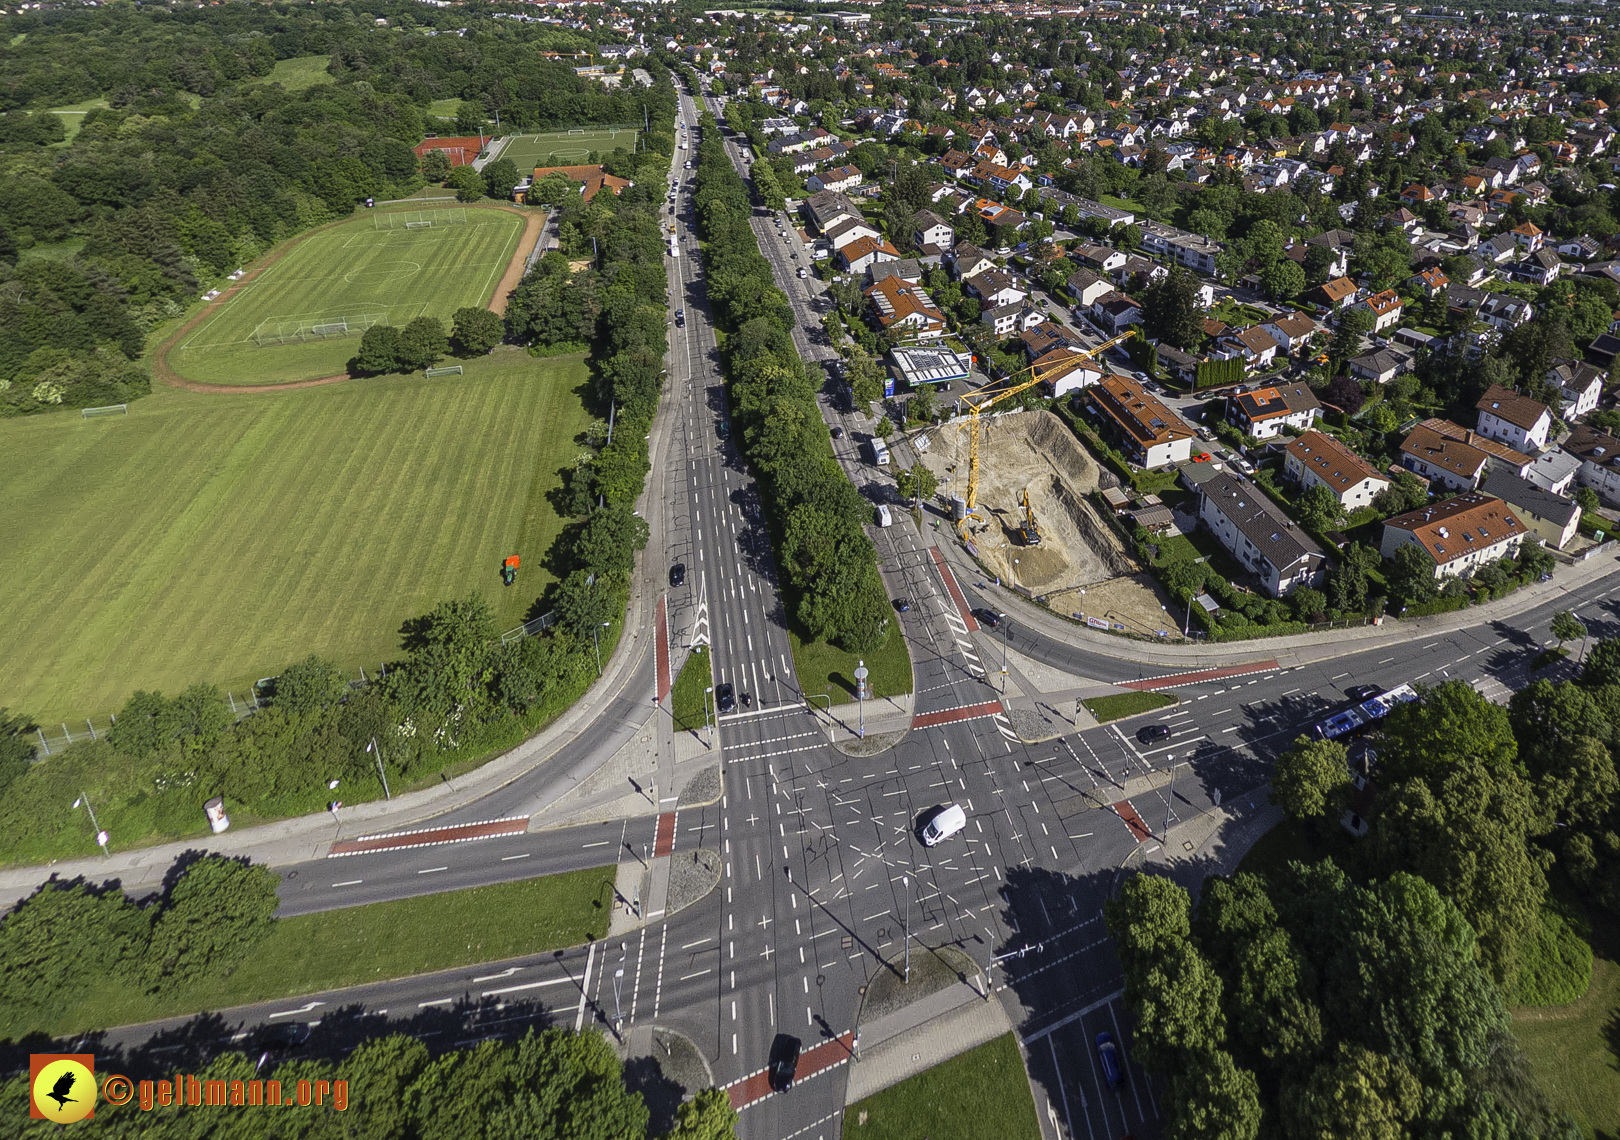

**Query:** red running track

left=328, top=816, right=530, bottom=857
left=1118, top=659, right=1279, bottom=691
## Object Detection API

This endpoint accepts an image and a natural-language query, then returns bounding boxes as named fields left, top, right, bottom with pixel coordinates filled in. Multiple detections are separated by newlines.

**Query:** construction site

left=918, top=409, right=1181, bottom=639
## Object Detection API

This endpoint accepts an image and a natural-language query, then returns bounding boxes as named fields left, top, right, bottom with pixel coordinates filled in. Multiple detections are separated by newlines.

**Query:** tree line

left=1111, top=653, right=1620, bottom=1139
left=690, top=111, right=892, bottom=653
left=0, top=1024, right=738, bottom=1140
left=0, top=2, right=675, bottom=416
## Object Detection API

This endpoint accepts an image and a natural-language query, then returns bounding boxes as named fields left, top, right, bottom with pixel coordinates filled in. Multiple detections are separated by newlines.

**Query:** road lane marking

left=418, top=867, right=448, bottom=874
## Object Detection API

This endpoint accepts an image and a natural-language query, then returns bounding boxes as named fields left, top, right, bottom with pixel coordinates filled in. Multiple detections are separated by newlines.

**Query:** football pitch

left=0, top=353, right=596, bottom=723
left=496, top=127, right=640, bottom=172
left=170, top=207, right=527, bottom=386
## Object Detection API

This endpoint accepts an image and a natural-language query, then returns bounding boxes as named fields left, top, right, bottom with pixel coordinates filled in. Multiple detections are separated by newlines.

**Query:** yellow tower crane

left=955, top=329, right=1137, bottom=527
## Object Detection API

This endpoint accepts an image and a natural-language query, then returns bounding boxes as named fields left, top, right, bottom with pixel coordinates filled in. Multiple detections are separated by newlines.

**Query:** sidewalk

left=938, top=530, right=1620, bottom=672
left=845, top=981, right=1011, bottom=1104
left=0, top=311, right=691, bottom=904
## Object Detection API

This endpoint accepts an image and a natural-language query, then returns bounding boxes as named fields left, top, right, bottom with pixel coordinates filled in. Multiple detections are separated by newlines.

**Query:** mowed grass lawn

left=261, top=54, right=335, bottom=91
left=844, top=1033, right=1041, bottom=1140
left=0, top=351, right=595, bottom=723
left=171, top=206, right=525, bottom=386
left=497, top=128, right=640, bottom=171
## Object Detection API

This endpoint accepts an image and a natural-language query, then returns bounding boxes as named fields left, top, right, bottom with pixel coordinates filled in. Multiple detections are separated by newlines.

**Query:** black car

left=715, top=683, right=736, bottom=714
left=768, top=1034, right=802, bottom=1092
left=255, top=1022, right=310, bottom=1054
left=972, top=608, right=1002, bottom=629
left=831, top=425, right=845, bottom=439
left=893, top=598, right=912, bottom=612
left=669, top=563, right=686, bottom=588
left=1346, top=684, right=1383, bottom=703
left=1136, top=723, right=1172, bottom=744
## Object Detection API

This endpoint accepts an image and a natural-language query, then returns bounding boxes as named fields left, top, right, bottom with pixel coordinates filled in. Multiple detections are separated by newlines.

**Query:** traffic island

left=665, top=847, right=721, bottom=916
left=857, top=945, right=982, bottom=1025
left=621, top=1025, right=715, bottom=1134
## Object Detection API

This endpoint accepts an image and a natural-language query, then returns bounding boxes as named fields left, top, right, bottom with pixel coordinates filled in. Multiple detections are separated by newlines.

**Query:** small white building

left=1283, top=430, right=1390, bottom=509
left=1198, top=472, right=1328, bottom=597
left=1475, top=384, right=1552, bottom=453
left=1549, top=359, right=1605, bottom=421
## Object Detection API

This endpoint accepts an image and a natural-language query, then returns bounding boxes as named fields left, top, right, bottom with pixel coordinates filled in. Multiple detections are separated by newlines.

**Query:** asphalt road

left=65, top=81, right=1620, bottom=1140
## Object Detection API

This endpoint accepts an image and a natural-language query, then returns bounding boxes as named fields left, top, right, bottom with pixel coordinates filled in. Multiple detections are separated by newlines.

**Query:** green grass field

left=262, top=55, right=334, bottom=91
left=790, top=615, right=913, bottom=707
left=171, top=207, right=525, bottom=386
left=0, top=351, right=596, bottom=724
left=844, top=1033, right=1042, bottom=1140
left=1082, top=691, right=1178, bottom=723
left=46, top=97, right=107, bottom=144
left=671, top=646, right=714, bottom=733
left=497, top=128, right=641, bottom=172
left=2, top=866, right=615, bottom=1038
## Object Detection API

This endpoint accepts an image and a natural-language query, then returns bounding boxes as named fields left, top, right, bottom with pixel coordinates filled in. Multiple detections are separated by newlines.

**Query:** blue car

left=1096, top=1031, right=1125, bottom=1089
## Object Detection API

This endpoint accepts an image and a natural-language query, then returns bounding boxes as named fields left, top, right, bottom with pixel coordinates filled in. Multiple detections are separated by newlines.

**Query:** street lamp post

left=902, top=874, right=912, bottom=982
left=703, top=686, right=714, bottom=748
left=1000, top=617, right=1011, bottom=693
left=854, top=661, right=868, bottom=738
left=592, top=621, right=611, bottom=676
left=366, top=737, right=391, bottom=800
left=1164, top=756, right=1179, bottom=840
left=72, top=794, right=109, bottom=855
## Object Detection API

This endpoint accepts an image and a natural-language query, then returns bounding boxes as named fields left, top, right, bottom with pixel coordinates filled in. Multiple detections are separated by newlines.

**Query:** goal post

left=82, top=404, right=127, bottom=418
left=373, top=208, right=469, bottom=230
left=253, top=311, right=388, bottom=346
left=424, top=365, right=464, bottom=378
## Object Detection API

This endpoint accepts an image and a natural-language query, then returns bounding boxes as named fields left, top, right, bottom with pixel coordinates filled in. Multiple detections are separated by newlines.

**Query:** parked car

left=1095, top=1032, right=1125, bottom=1089
left=669, top=563, right=686, bottom=588
left=1136, top=723, right=1172, bottom=744
left=715, top=683, right=736, bottom=714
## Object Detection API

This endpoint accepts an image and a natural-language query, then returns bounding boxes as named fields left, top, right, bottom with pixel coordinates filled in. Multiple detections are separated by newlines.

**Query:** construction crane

left=955, top=328, right=1136, bottom=526
left=1020, top=488, right=1042, bottom=547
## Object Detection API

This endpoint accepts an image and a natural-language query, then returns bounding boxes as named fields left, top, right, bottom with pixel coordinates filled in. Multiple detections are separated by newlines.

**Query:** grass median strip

left=843, top=1032, right=1041, bottom=1140
left=791, top=616, right=912, bottom=707
left=671, top=645, right=714, bottom=733
left=1082, top=691, right=1178, bottom=723
left=20, top=866, right=615, bottom=1038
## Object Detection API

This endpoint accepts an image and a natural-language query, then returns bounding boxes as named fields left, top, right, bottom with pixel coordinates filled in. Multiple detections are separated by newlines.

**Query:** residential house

left=1034, top=347, right=1106, bottom=398
left=1480, top=469, right=1580, bottom=550
left=1349, top=347, right=1412, bottom=385
left=1089, top=291, right=1145, bottom=335
left=1550, top=359, right=1605, bottom=421
left=1226, top=383, right=1320, bottom=439
left=1400, top=422, right=1492, bottom=491
left=912, top=210, right=954, bottom=251
left=1019, top=320, right=1086, bottom=362
left=1358, top=289, right=1405, bottom=332
left=1066, top=268, right=1115, bottom=309
left=1419, top=419, right=1535, bottom=477
left=869, top=260, right=925, bottom=287
left=804, top=189, right=863, bottom=234
left=982, top=301, right=1044, bottom=338
left=806, top=165, right=862, bottom=194
left=1073, top=243, right=1130, bottom=276
left=1561, top=424, right=1620, bottom=505
left=1284, top=430, right=1390, bottom=509
left=964, top=269, right=1026, bottom=310
left=864, top=276, right=946, bottom=340
left=1412, top=266, right=1450, bottom=297
left=1379, top=492, right=1526, bottom=579
left=947, top=243, right=997, bottom=281
left=1197, top=472, right=1328, bottom=597
left=1261, top=312, right=1320, bottom=356
left=824, top=215, right=883, bottom=252
left=1525, top=447, right=1581, bottom=496
left=1477, top=293, right=1534, bottom=332
left=1218, top=326, right=1281, bottom=371
left=1511, top=221, right=1545, bottom=251
left=1085, top=374, right=1195, bottom=469
left=1476, top=384, right=1552, bottom=453
left=837, top=235, right=901, bottom=274
left=1310, top=277, right=1359, bottom=310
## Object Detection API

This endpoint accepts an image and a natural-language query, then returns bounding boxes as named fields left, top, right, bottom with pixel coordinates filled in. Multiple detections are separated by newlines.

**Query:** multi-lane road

left=53, top=81, right=1620, bottom=1140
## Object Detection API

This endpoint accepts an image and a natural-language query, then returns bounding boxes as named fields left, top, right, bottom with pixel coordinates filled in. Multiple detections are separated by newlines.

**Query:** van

left=877, top=505, right=893, bottom=528
left=921, top=804, right=967, bottom=846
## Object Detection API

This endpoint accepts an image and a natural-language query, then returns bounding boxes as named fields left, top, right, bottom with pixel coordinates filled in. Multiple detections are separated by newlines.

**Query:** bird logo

left=29, top=1056, right=96, bottom=1123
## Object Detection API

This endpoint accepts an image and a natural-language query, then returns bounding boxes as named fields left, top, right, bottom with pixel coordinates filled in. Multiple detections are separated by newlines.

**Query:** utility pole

left=854, top=661, right=868, bottom=738
left=367, top=737, right=391, bottom=800
left=902, top=874, right=912, bottom=982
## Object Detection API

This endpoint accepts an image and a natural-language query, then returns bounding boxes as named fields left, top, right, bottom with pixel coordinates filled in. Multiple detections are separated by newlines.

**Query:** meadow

left=0, top=351, right=596, bottom=724
left=168, top=206, right=525, bottom=386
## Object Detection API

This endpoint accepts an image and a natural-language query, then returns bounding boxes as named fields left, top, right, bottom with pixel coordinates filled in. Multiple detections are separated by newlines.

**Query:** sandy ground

left=922, top=409, right=1177, bottom=637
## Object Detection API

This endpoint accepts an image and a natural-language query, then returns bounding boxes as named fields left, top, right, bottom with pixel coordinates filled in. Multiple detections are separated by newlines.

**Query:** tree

left=1551, top=609, right=1587, bottom=650
left=661, top=1088, right=739, bottom=1140
left=553, top=570, right=616, bottom=639
left=1281, top=1044, right=1422, bottom=1140
left=895, top=465, right=939, bottom=503
left=1575, top=484, right=1600, bottom=514
left=420, top=149, right=452, bottom=181
left=0, top=709, right=37, bottom=797
left=1384, top=541, right=1437, bottom=606
left=0, top=881, right=150, bottom=1013
left=1379, top=679, right=1518, bottom=783
left=874, top=418, right=893, bottom=439
left=574, top=505, right=650, bottom=578
left=1323, top=374, right=1365, bottom=415
left=452, top=306, right=504, bottom=356
left=1295, top=483, right=1340, bottom=531
left=1164, top=1050, right=1262, bottom=1140
left=1372, top=470, right=1427, bottom=517
left=271, top=655, right=346, bottom=716
left=1581, top=638, right=1620, bottom=689
left=1262, top=258, right=1306, bottom=303
left=355, top=324, right=402, bottom=374
left=482, top=157, right=519, bottom=201
left=1331, top=307, right=1374, bottom=370
left=447, top=165, right=484, bottom=203
left=1141, top=265, right=1204, bottom=351
left=1329, top=541, right=1379, bottom=614
left=1271, top=736, right=1353, bottom=823
left=530, top=171, right=577, bottom=206
left=396, top=316, right=448, bottom=370
left=144, top=856, right=279, bottom=989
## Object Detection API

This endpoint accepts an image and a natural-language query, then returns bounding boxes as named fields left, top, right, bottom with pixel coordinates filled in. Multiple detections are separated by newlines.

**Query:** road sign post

left=854, top=661, right=868, bottom=739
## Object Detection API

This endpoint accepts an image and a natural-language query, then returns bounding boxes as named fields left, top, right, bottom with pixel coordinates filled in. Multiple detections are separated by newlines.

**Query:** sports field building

left=517, top=165, right=633, bottom=204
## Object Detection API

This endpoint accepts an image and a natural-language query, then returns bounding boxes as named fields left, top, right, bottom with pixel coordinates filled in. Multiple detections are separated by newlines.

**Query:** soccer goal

left=373, top=208, right=469, bottom=230
left=424, top=365, right=464, bottom=378
left=253, top=311, right=387, bottom=347
left=82, top=404, right=127, bottom=418
left=567, top=128, right=587, bottom=136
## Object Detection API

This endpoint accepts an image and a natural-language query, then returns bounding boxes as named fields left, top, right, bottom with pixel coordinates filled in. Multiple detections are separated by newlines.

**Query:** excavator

left=1019, top=488, right=1042, bottom=547
left=953, top=328, right=1136, bottom=535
